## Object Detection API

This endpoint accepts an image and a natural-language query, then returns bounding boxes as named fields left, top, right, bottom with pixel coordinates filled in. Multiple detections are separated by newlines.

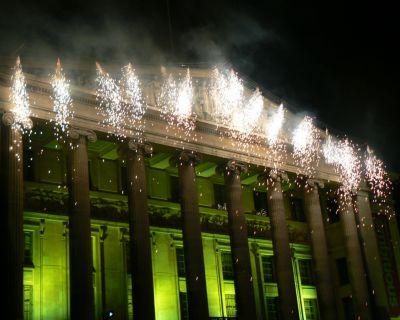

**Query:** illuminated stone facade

left=0, top=58, right=399, bottom=320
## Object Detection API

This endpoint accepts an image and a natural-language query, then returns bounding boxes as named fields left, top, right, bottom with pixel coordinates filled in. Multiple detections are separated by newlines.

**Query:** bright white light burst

left=210, top=68, right=244, bottom=128
left=121, top=63, right=147, bottom=142
left=159, top=69, right=196, bottom=134
left=51, top=58, right=73, bottom=136
left=96, top=62, right=125, bottom=138
left=231, top=88, right=263, bottom=141
left=10, top=56, right=31, bottom=131
left=266, top=104, right=285, bottom=146
left=292, top=116, right=320, bottom=176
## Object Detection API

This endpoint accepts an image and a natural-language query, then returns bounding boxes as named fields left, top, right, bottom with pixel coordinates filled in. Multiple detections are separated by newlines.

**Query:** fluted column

left=355, top=185, right=389, bottom=318
left=66, top=128, right=96, bottom=320
left=0, top=112, right=30, bottom=320
left=219, top=160, right=257, bottom=319
left=303, top=179, right=337, bottom=320
left=263, top=171, right=299, bottom=320
left=340, top=199, right=372, bottom=320
left=123, top=141, right=156, bottom=319
left=174, top=151, right=209, bottom=319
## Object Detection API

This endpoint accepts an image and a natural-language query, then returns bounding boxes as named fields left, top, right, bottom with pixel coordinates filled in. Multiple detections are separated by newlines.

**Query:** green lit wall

left=22, top=144, right=400, bottom=320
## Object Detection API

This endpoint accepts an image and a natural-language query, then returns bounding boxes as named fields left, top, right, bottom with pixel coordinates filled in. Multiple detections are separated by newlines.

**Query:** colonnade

left=0, top=118, right=388, bottom=319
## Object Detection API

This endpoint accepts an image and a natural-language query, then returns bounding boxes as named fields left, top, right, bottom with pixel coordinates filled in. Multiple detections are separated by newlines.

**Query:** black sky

left=1, top=0, right=399, bottom=170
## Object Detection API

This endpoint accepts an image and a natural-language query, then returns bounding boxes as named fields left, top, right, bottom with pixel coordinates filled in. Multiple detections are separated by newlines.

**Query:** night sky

left=1, top=1, right=399, bottom=170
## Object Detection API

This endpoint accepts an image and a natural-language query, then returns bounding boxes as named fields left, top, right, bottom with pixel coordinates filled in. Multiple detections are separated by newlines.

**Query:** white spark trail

left=121, top=63, right=147, bottom=142
left=292, top=116, right=320, bottom=177
left=95, top=62, right=125, bottom=138
left=10, top=56, right=31, bottom=131
left=159, top=69, right=196, bottom=134
left=51, top=58, right=73, bottom=136
left=365, top=147, right=392, bottom=215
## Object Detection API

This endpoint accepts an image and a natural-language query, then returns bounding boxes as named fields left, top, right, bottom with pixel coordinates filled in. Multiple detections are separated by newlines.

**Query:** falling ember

left=51, top=58, right=73, bottom=136
left=323, top=135, right=362, bottom=199
left=210, top=68, right=244, bottom=128
left=121, top=63, right=147, bottom=142
left=292, top=116, right=320, bottom=177
left=10, top=56, right=32, bottom=131
left=159, top=69, right=196, bottom=135
left=95, top=62, right=125, bottom=138
left=365, top=147, right=392, bottom=214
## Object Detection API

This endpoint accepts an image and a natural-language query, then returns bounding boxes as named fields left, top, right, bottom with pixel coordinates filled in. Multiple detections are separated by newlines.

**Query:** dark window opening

left=170, top=176, right=180, bottom=202
left=326, top=196, right=340, bottom=223
left=298, top=259, right=314, bottom=285
left=24, top=232, right=34, bottom=267
left=290, top=197, right=306, bottom=222
left=23, top=148, right=35, bottom=182
left=304, top=298, right=319, bottom=320
left=176, top=247, right=186, bottom=278
left=125, top=241, right=132, bottom=275
left=253, top=191, right=268, bottom=215
left=120, top=165, right=128, bottom=195
left=262, top=255, right=276, bottom=283
left=265, top=296, right=280, bottom=320
left=179, top=292, right=189, bottom=320
left=214, top=184, right=226, bottom=209
left=88, top=160, right=95, bottom=191
left=221, top=251, right=234, bottom=281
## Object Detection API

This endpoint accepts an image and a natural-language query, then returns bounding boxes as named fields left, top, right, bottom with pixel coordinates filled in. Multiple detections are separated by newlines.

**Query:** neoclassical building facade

left=0, top=58, right=399, bottom=320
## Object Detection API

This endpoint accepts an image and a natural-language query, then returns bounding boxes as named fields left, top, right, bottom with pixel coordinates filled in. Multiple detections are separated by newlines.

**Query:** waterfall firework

left=323, top=135, right=362, bottom=199
left=265, top=104, right=286, bottom=172
left=121, top=63, right=147, bottom=142
left=266, top=104, right=285, bottom=146
left=95, top=62, right=125, bottom=138
left=230, top=88, right=263, bottom=141
left=51, top=58, right=73, bottom=137
left=365, top=147, right=392, bottom=214
left=10, top=57, right=31, bottom=131
left=292, top=116, right=320, bottom=177
left=159, top=69, right=196, bottom=134
left=210, top=68, right=244, bottom=128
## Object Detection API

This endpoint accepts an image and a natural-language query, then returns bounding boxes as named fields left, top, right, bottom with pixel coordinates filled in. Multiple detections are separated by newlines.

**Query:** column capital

left=216, top=160, right=247, bottom=176
left=128, top=140, right=153, bottom=156
left=305, top=178, right=324, bottom=189
left=170, top=150, right=201, bottom=167
left=118, top=140, right=153, bottom=159
left=2, top=111, right=33, bottom=129
left=68, top=127, right=97, bottom=142
left=258, top=170, right=288, bottom=183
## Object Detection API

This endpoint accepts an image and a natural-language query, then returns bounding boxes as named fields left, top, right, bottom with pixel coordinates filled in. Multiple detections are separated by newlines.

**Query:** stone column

left=340, top=199, right=372, bottom=320
left=175, top=151, right=209, bottom=319
left=66, top=128, right=96, bottom=320
left=124, top=141, right=156, bottom=319
left=0, top=112, right=30, bottom=320
left=220, top=160, right=257, bottom=319
left=355, top=186, right=389, bottom=318
left=303, top=179, right=337, bottom=320
left=264, top=171, right=299, bottom=320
